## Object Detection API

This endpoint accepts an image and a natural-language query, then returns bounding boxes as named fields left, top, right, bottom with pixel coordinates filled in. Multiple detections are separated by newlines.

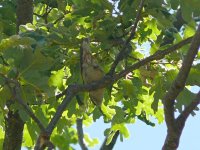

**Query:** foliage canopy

left=0, top=0, right=200, bottom=149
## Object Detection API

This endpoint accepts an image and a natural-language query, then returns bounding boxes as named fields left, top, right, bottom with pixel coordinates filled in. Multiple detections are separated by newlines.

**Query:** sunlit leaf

left=48, top=68, right=65, bottom=90
left=111, top=124, right=130, bottom=138
left=84, top=134, right=99, bottom=147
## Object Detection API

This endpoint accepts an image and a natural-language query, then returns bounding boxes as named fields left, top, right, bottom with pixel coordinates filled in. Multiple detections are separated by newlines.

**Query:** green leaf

left=84, top=134, right=99, bottom=147
left=48, top=33, right=67, bottom=45
left=111, top=124, right=130, bottom=138
left=137, top=112, right=155, bottom=126
left=183, top=25, right=196, bottom=38
left=67, top=97, right=78, bottom=118
left=0, top=86, right=12, bottom=109
left=170, top=0, right=180, bottom=10
left=0, top=126, right=4, bottom=138
left=186, top=65, right=200, bottom=86
left=26, top=121, right=38, bottom=144
left=18, top=109, right=30, bottom=122
left=176, top=88, right=196, bottom=112
left=18, top=50, right=54, bottom=96
left=165, top=70, right=178, bottom=87
left=151, top=76, right=166, bottom=112
left=57, top=0, right=67, bottom=12
left=111, top=106, right=126, bottom=124
left=155, top=105, right=164, bottom=124
left=119, top=79, right=137, bottom=99
left=101, top=104, right=116, bottom=120
left=131, top=51, right=144, bottom=59
left=48, top=68, right=65, bottom=90
left=2, top=0, right=200, bottom=148
left=0, top=139, right=3, bottom=148
left=34, top=105, right=49, bottom=126
left=123, top=98, right=138, bottom=113
left=21, top=85, right=37, bottom=105
left=51, top=134, right=72, bottom=149
left=0, top=35, right=19, bottom=50
left=0, top=35, right=36, bottom=51
left=106, top=131, right=116, bottom=145
left=146, top=19, right=161, bottom=41
left=93, top=107, right=102, bottom=121
left=23, top=124, right=34, bottom=147
left=18, top=37, right=36, bottom=46
left=180, top=0, right=193, bottom=22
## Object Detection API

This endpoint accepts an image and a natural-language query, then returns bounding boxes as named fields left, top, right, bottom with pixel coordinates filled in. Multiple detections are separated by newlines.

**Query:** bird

left=80, top=38, right=104, bottom=106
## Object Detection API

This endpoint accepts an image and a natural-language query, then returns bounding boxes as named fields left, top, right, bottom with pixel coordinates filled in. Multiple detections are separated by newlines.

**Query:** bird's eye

left=93, top=64, right=99, bottom=69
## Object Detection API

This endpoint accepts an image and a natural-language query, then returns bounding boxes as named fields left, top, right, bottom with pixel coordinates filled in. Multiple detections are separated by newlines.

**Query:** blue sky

left=81, top=110, right=200, bottom=150
left=21, top=87, right=200, bottom=150
left=76, top=86, right=200, bottom=150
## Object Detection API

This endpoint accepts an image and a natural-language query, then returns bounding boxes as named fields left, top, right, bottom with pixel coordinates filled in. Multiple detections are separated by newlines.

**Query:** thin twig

left=176, top=91, right=200, bottom=126
left=46, top=86, right=75, bottom=134
left=53, top=14, right=65, bottom=24
left=44, top=36, right=193, bottom=136
left=0, top=74, right=45, bottom=131
left=76, top=119, right=88, bottom=150
left=34, top=34, right=195, bottom=149
left=33, top=12, right=43, bottom=18
left=53, top=7, right=72, bottom=24
left=109, top=0, right=145, bottom=75
left=14, top=83, right=46, bottom=131
left=115, top=36, right=193, bottom=79
left=126, top=0, right=145, bottom=44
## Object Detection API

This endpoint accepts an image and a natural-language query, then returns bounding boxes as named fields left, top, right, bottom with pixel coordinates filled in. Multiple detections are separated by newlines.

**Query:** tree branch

left=161, top=9, right=186, bottom=46
left=0, top=74, right=45, bottom=131
left=76, top=119, right=88, bottom=150
left=163, top=24, right=200, bottom=131
left=44, top=36, right=193, bottom=136
left=108, top=0, right=145, bottom=75
left=100, top=131, right=119, bottom=150
left=162, top=24, right=200, bottom=150
left=35, top=33, right=194, bottom=149
left=115, top=36, right=193, bottom=79
left=53, top=8, right=72, bottom=24
left=0, top=74, right=52, bottom=149
left=13, top=83, right=46, bottom=131
left=162, top=91, right=200, bottom=150
left=176, top=91, right=200, bottom=128
left=46, top=86, right=75, bottom=134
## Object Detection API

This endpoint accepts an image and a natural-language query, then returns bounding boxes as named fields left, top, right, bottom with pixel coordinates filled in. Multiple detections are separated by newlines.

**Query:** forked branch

left=162, top=23, right=200, bottom=150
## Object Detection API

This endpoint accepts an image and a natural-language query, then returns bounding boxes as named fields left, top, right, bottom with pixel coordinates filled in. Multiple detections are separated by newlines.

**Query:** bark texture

left=3, top=111, right=24, bottom=150
left=16, top=0, right=33, bottom=33
left=3, top=0, right=33, bottom=149
left=162, top=24, right=200, bottom=150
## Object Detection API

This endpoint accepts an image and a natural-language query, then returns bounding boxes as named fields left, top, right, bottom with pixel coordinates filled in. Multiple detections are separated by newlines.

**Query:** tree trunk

left=162, top=132, right=179, bottom=150
left=3, top=111, right=24, bottom=150
left=3, top=0, right=33, bottom=149
left=16, top=0, right=33, bottom=33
